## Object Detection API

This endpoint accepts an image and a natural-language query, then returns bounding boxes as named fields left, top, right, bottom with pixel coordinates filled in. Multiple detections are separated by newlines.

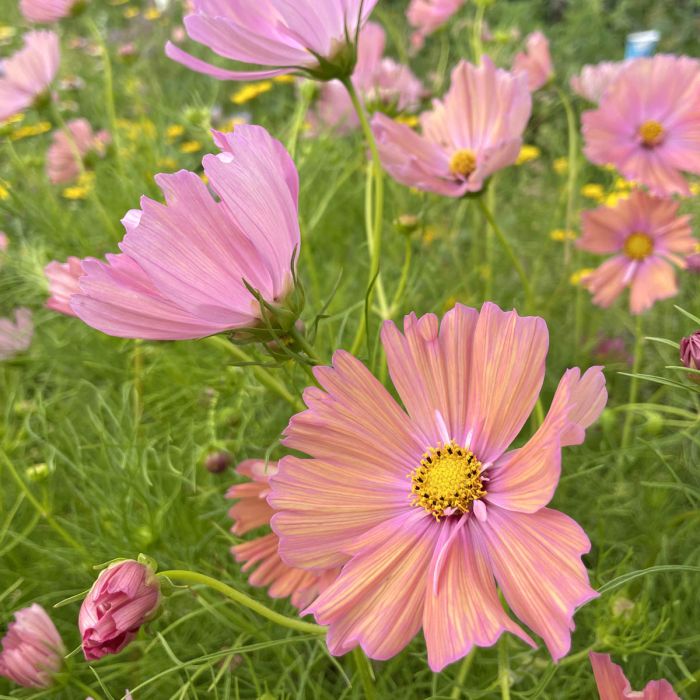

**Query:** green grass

left=1, top=0, right=699, bottom=698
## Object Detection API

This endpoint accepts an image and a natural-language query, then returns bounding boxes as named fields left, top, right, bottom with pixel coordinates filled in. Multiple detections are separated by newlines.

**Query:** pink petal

left=581, top=256, right=631, bottom=310
left=629, top=256, right=678, bottom=315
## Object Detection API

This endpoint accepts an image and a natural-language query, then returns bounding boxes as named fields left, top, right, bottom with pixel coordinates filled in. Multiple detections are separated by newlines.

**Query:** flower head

left=512, top=31, right=553, bottom=92
left=570, top=60, right=629, bottom=104
left=577, top=190, right=696, bottom=314
left=680, top=331, right=700, bottom=371
left=71, top=125, right=302, bottom=340
left=269, top=302, right=606, bottom=671
left=406, top=0, right=465, bottom=52
left=165, top=0, right=378, bottom=82
left=20, top=0, right=83, bottom=23
left=79, top=559, right=161, bottom=660
left=46, top=118, right=110, bottom=185
left=0, top=308, right=33, bottom=361
left=0, top=31, right=60, bottom=122
left=44, top=256, right=83, bottom=316
left=590, top=652, right=680, bottom=700
left=582, top=54, right=700, bottom=197
left=0, top=604, right=65, bottom=688
left=371, top=58, right=531, bottom=197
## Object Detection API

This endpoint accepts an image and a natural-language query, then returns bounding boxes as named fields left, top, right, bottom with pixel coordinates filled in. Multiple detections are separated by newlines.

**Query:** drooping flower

left=0, top=604, right=65, bottom=688
left=165, top=0, right=378, bottom=82
left=577, top=190, right=696, bottom=314
left=310, top=22, right=424, bottom=135
left=44, top=256, right=83, bottom=316
left=0, top=31, right=60, bottom=122
left=269, top=302, right=607, bottom=671
left=590, top=652, right=680, bottom=700
left=371, top=58, right=531, bottom=197
left=71, top=125, right=302, bottom=340
left=20, top=0, right=83, bottom=23
left=228, top=460, right=338, bottom=610
left=79, top=559, right=161, bottom=660
left=46, top=118, right=110, bottom=185
left=680, top=331, right=700, bottom=371
left=406, top=0, right=465, bottom=52
left=0, top=308, right=33, bottom=361
left=570, top=61, right=629, bottom=104
left=582, top=54, right=700, bottom=197
left=512, top=31, right=554, bottom=92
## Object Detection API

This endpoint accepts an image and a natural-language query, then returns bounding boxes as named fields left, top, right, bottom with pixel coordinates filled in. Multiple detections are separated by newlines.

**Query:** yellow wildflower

left=156, top=157, right=178, bottom=170
left=123, top=6, right=139, bottom=19
left=553, top=157, right=568, bottom=175
left=690, top=182, right=700, bottom=196
left=231, top=81, right=273, bottom=105
left=581, top=183, right=605, bottom=201
left=10, top=121, right=52, bottom=141
left=570, top=268, right=594, bottom=286
left=395, top=114, right=419, bottom=128
left=0, top=25, right=16, bottom=41
left=550, top=229, right=577, bottom=242
left=516, top=145, right=540, bottom=165
left=180, top=140, right=202, bottom=154
left=62, top=172, right=95, bottom=200
left=144, top=8, right=161, bottom=20
left=166, top=124, right=185, bottom=140
left=603, top=192, right=629, bottom=208
left=273, top=75, right=296, bottom=84
left=0, top=181, right=9, bottom=200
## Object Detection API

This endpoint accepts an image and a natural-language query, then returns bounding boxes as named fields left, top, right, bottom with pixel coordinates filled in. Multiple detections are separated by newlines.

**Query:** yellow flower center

left=638, top=120, right=664, bottom=147
left=623, top=232, right=654, bottom=260
left=409, top=440, right=486, bottom=520
left=449, top=149, right=477, bottom=178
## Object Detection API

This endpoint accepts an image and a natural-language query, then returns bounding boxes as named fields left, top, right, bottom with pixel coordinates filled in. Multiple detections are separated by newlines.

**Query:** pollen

left=638, top=120, right=664, bottom=147
left=449, top=149, right=477, bottom=178
left=409, top=440, right=486, bottom=520
left=623, top=232, right=654, bottom=260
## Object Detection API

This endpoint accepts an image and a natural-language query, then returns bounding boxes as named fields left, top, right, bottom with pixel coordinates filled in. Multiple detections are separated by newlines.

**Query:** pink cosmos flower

left=269, top=302, right=607, bottom=671
left=570, top=61, right=630, bottom=104
left=0, top=308, right=33, bottom=361
left=0, top=31, right=60, bottom=122
left=311, top=22, right=424, bottom=135
left=165, top=0, right=379, bottom=82
left=590, top=653, right=679, bottom=700
left=228, top=460, right=338, bottom=610
left=582, top=54, right=700, bottom=197
left=406, top=0, right=465, bottom=52
left=577, top=190, right=696, bottom=314
left=680, top=331, right=700, bottom=371
left=44, top=256, right=83, bottom=316
left=371, top=58, right=531, bottom=197
left=20, top=0, right=83, bottom=23
left=46, top=118, right=110, bottom=185
left=71, top=125, right=301, bottom=340
left=512, top=31, right=554, bottom=92
left=0, top=233, right=8, bottom=254
left=0, top=604, right=65, bottom=688
left=79, top=560, right=160, bottom=661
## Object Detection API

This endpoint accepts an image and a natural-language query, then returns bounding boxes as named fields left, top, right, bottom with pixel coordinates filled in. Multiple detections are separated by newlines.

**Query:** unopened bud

left=204, top=451, right=233, bottom=474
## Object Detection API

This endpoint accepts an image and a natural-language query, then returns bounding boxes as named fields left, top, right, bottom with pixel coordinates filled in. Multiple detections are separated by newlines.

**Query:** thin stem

left=472, top=1, right=487, bottom=62
left=476, top=196, right=534, bottom=311
left=71, top=678, right=105, bottom=700
left=289, top=324, right=323, bottom=365
left=286, top=83, right=312, bottom=160
left=498, top=637, right=511, bottom=700
left=450, top=649, right=475, bottom=699
left=352, top=648, right=377, bottom=700
left=621, top=315, right=644, bottom=453
left=157, top=570, right=325, bottom=636
left=389, top=236, right=413, bottom=315
left=557, top=86, right=579, bottom=267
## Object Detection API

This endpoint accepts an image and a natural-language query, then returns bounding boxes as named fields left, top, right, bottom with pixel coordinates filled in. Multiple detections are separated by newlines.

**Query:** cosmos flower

left=0, top=31, right=60, bottom=122
left=44, top=256, right=83, bottom=316
left=165, top=0, right=378, bottom=82
left=406, top=0, right=465, bottom=52
left=590, top=653, right=680, bottom=700
left=680, top=331, right=700, bottom=372
left=0, top=308, right=33, bottom=361
left=310, top=22, right=424, bottom=135
left=19, top=0, right=83, bottom=23
left=0, top=604, right=65, bottom=689
left=582, top=54, right=700, bottom=197
left=228, top=460, right=338, bottom=610
left=269, top=302, right=607, bottom=671
left=46, top=118, right=109, bottom=185
left=71, top=125, right=302, bottom=340
left=371, top=58, right=531, bottom=197
left=512, top=31, right=554, bottom=91
left=577, top=190, right=696, bottom=314
left=570, top=60, right=630, bottom=104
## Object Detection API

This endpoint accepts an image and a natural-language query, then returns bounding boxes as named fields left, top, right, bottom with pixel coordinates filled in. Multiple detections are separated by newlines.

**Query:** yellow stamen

left=449, top=149, right=477, bottom=178
left=638, top=120, right=664, bottom=147
left=409, top=440, right=485, bottom=520
left=623, top=232, right=654, bottom=261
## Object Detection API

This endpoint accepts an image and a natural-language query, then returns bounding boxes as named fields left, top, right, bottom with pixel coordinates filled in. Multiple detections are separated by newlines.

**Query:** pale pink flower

left=407, top=0, right=465, bottom=52
left=46, top=118, right=110, bottom=185
left=228, top=460, right=338, bottom=610
left=79, top=560, right=160, bottom=661
left=371, top=58, right=531, bottom=197
left=269, top=302, right=607, bottom=671
left=71, top=125, right=301, bottom=340
left=165, top=0, right=378, bottom=82
left=590, top=653, right=679, bottom=700
left=0, top=308, right=33, bottom=361
left=570, top=61, right=629, bottom=104
left=512, top=31, right=554, bottom=91
left=44, top=256, right=83, bottom=316
left=0, top=31, right=60, bottom=122
left=0, top=604, right=65, bottom=688
left=20, top=0, right=83, bottom=23
left=577, top=190, right=696, bottom=314
left=582, top=54, right=700, bottom=197
left=311, top=22, right=424, bottom=134
left=0, top=233, right=8, bottom=254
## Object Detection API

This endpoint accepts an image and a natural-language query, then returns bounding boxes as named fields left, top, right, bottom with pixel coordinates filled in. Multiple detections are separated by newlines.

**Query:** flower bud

left=686, top=253, right=700, bottom=274
left=204, top=450, right=233, bottom=474
left=79, top=559, right=160, bottom=660
left=0, top=604, right=65, bottom=688
left=680, top=331, right=700, bottom=371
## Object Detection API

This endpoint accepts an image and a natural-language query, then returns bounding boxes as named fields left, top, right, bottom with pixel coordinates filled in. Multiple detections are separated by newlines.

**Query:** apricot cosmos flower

left=269, top=302, right=607, bottom=671
left=590, top=652, right=680, bottom=699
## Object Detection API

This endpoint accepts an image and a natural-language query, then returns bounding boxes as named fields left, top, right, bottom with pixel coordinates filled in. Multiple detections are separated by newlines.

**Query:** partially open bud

left=79, top=559, right=160, bottom=660
left=680, top=331, right=700, bottom=377
left=0, top=604, right=65, bottom=688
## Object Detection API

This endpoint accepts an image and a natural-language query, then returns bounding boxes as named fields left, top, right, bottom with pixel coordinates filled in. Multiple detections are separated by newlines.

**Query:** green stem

left=352, top=648, right=377, bottom=700
left=476, top=196, right=534, bottom=311
left=472, top=1, right=487, bottom=62
left=389, top=236, right=413, bottom=315
left=286, top=83, right=311, bottom=160
left=556, top=86, right=579, bottom=267
left=289, top=324, right=323, bottom=365
left=70, top=677, right=105, bottom=700
left=157, top=570, right=325, bottom=636
left=621, top=315, right=644, bottom=453
left=450, top=649, right=475, bottom=699
left=498, top=637, right=511, bottom=700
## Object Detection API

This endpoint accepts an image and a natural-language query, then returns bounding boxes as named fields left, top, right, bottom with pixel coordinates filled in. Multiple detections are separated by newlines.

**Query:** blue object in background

left=625, top=30, right=660, bottom=58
